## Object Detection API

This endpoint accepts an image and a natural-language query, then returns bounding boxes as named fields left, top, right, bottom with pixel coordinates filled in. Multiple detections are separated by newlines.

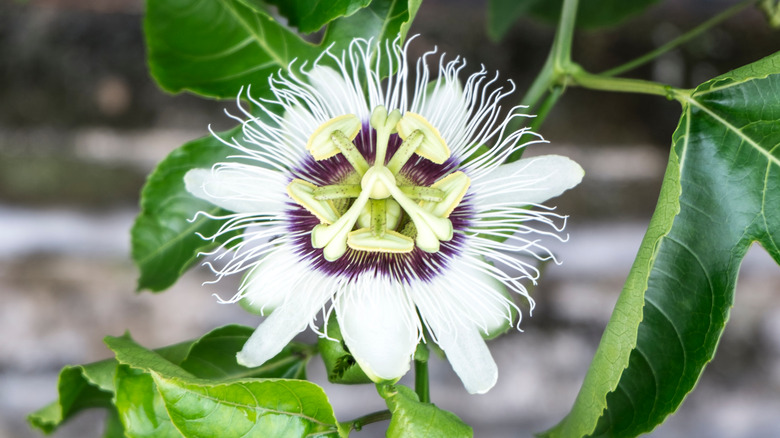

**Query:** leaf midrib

left=682, top=93, right=780, bottom=169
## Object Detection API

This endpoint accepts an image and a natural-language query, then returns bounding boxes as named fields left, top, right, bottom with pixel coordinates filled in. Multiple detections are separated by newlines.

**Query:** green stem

left=528, top=85, right=564, bottom=133
left=520, top=50, right=555, bottom=109
left=339, top=410, right=392, bottom=434
left=414, top=359, right=430, bottom=403
left=565, top=67, right=690, bottom=101
left=553, top=0, right=580, bottom=72
left=602, top=0, right=759, bottom=77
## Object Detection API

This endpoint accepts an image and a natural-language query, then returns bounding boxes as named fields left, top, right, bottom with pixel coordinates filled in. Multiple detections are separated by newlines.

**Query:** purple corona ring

left=184, top=38, right=583, bottom=394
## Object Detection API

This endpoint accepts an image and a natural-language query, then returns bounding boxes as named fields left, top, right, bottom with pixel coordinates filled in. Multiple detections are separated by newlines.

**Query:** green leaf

left=265, top=0, right=372, bottom=33
left=323, top=0, right=422, bottom=50
left=115, top=366, right=183, bottom=438
left=106, top=333, right=195, bottom=379
left=179, top=324, right=312, bottom=380
left=103, top=407, right=127, bottom=438
left=378, top=385, right=472, bottom=438
left=144, top=0, right=319, bottom=99
left=131, top=126, right=241, bottom=292
left=30, top=327, right=318, bottom=436
left=318, top=314, right=372, bottom=384
left=543, top=51, right=780, bottom=437
left=487, top=0, right=661, bottom=40
left=28, top=360, right=117, bottom=433
left=153, top=374, right=339, bottom=437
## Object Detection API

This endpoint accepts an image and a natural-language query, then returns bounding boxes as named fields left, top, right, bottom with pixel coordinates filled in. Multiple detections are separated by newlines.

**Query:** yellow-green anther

left=287, top=179, right=340, bottom=224
left=306, top=114, right=361, bottom=160
left=370, top=106, right=402, bottom=166
left=399, top=185, right=444, bottom=202
left=387, top=130, right=424, bottom=173
left=420, top=171, right=471, bottom=218
left=370, top=199, right=387, bottom=238
left=396, top=112, right=450, bottom=164
left=313, top=184, right=362, bottom=200
left=330, top=130, right=369, bottom=175
left=311, top=189, right=372, bottom=261
left=347, top=228, right=414, bottom=254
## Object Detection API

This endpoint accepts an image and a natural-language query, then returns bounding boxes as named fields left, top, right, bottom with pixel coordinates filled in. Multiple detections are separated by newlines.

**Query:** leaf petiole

left=338, top=409, right=392, bottom=436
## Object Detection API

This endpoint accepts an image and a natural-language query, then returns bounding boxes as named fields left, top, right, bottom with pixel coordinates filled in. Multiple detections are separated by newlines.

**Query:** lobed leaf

left=323, top=0, right=422, bottom=50
left=544, top=51, right=780, bottom=437
left=265, top=0, right=372, bottom=34
left=30, top=326, right=317, bottom=436
left=115, top=366, right=183, bottom=438
left=144, top=0, right=319, bottom=99
left=378, top=384, right=472, bottom=438
left=28, top=361, right=117, bottom=434
left=131, top=126, right=241, bottom=292
left=179, top=324, right=312, bottom=380
left=153, top=375, right=339, bottom=437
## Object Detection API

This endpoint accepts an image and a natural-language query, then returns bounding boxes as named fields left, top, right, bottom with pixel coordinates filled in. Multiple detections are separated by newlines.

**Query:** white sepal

left=336, top=278, right=419, bottom=382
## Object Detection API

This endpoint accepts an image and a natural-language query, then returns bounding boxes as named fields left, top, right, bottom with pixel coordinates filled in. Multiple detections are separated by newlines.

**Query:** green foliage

left=543, top=51, right=780, bottom=437
left=153, top=376, right=338, bottom=437
left=29, top=326, right=318, bottom=437
left=487, top=0, right=661, bottom=40
left=144, top=0, right=319, bottom=99
left=265, top=0, right=372, bottom=33
left=131, top=126, right=241, bottom=292
left=318, top=315, right=372, bottom=384
left=378, top=384, right=472, bottom=438
left=323, top=0, right=422, bottom=49
left=28, top=361, right=118, bottom=435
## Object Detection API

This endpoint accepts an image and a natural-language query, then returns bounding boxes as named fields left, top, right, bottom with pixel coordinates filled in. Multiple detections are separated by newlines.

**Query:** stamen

left=306, top=114, right=361, bottom=160
left=330, top=130, right=369, bottom=175
left=396, top=112, right=451, bottom=164
left=313, top=184, right=362, bottom=200
left=287, top=179, right=340, bottom=224
left=398, top=185, right=444, bottom=202
left=347, top=228, right=414, bottom=253
left=420, top=171, right=471, bottom=218
left=386, top=130, right=424, bottom=173
left=311, top=189, right=372, bottom=261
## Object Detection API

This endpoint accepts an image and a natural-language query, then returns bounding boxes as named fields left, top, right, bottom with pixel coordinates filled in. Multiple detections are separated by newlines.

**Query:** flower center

left=287, top=106, right=471, bottom=262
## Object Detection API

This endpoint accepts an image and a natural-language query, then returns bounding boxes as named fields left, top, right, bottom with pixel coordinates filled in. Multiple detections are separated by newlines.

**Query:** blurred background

left=1, top=0, right=779, bottom=437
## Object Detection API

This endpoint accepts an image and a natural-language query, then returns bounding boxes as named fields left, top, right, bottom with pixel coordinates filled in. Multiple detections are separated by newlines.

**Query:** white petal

left=411, top=255, right=514, bottom=393
left=336, top=277, right=418, bottom=382
left=473, top=155, right=584, bottom=207
left=436, top=320, right=498, bottom=395
left=239, top=245, right=301, bottom=315
left=184, top=166, right=288, bottom=215
left=236, top=273, right=333, bottom=367
left=307, top=66, right=369, bottom=120
left=416, top=78, right=468, bottom=141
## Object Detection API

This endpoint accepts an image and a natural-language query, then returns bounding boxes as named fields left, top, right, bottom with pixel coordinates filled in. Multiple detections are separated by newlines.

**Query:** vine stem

left=553, top=0, right=580, bottom=72
left=338, top=410, right=392, bottom=435
left=414, top=358, right=430, bottom=403
left=602, top=0, right=760, bottom=77
left=565, top=67, right=691, bottom=101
